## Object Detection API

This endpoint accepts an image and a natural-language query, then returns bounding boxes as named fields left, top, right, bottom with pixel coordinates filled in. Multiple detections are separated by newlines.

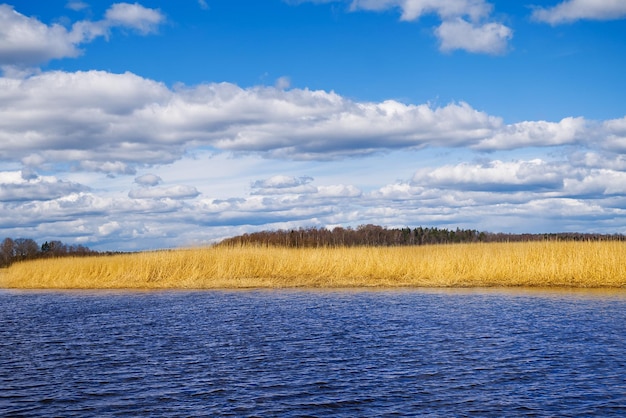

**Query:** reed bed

left=0, top=241, right=624, bottom=289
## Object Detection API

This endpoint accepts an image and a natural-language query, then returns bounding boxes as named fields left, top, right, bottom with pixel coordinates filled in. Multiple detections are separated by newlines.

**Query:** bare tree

left=13, top=238, right=40, bottom=260
left=1, top=237, right=15, bottom=267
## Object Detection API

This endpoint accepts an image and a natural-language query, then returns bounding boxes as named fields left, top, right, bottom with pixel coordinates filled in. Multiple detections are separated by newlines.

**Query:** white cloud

left=411, top=159, right=566, bottom=192
left=605, top=116, right=626, bottom=134
left=98, top=221, right=121, bottom=237
left=317, top=184, right=362, bottom=197
left=128, top=185, right=200, bottom=200
left=569, top=151, right=626, bottom=171
left=252, top=175, right=314, bottom=189
left=275, top=76, right=291, bottom=90
left=79, top=161, right=137, bottom=175
left=135, top=174, right=163, bottom=187
left=0, top=170, right=88, bottom=202
left=104, top=3, right=165, bottom=35
left=251, top=176, right=317, bottom=195
left=532, top=0, right=626, bottom=24
left=0, top=3, right=165, bottom=69
left=602, top=116, right=626, bottom=153
left=0, top=70, right=173, bottom=166
left=2, top=155, right=626, bottom=250
left=0, top=60, right=625, bottom=248
left=350, top=0, right=492, bottom=21
left=1, top=70, right=624, bottom=174
left=66, top=2, right=90, bottom=12
left=0, top=189, right=192, bottom=249
left=0, top=70, right=499, bottom=168
left=475, top=117, right=588, bottom=150
left=435, top=18, right=512, bottom=54
left=352, top=0, right=511, bottom=54
left=0, top=5, right=81, bottom=67
left=563, top=170, right=626, bottom=197
left=406, top=157, right=626, bottom=204
left=370, top=182, right=421, bottom=200
left=290, top=0, right=511, bottom=54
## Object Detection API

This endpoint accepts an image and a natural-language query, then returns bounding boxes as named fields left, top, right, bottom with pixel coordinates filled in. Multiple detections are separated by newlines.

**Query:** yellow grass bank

left=0, top=241, right=624, bottom=289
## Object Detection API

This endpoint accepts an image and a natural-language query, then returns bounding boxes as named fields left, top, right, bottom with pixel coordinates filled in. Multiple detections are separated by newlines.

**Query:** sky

left=1, top=0, right=625, bottom=251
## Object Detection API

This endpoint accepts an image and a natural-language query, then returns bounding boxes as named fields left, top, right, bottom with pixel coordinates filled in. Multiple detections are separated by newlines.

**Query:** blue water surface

left=1, top=288, right=625, bottom=416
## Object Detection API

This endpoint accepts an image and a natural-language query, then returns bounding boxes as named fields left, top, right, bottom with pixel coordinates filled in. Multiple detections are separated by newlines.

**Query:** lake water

left=1, top=288, right=626, bottom=417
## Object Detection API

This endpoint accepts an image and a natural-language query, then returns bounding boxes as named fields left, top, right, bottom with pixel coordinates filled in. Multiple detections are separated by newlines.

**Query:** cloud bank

left=3, top=70, right=623, bottom=175
left=3, top=148, right=626, bottom=251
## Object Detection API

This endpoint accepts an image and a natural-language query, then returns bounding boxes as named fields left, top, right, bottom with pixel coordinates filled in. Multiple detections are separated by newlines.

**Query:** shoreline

left=1, top=241, right=625, bottom=290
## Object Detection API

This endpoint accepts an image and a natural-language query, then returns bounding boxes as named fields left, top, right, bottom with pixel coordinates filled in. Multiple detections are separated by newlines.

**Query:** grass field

left=0, top=241, right=624, bottom=289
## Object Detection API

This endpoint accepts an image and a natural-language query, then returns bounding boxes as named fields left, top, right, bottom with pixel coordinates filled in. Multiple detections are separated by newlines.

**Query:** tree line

left=0, top=237, right=98, bottom=268
left=219, top=224, right=626, bottom=248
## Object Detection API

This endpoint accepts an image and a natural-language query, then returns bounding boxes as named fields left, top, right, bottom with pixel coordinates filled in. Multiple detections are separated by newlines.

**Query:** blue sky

left=1, top=0, right=626, bottom=250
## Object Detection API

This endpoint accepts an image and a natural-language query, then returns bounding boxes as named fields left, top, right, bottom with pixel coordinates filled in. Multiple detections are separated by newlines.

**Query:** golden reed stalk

left=0, top=241, right=624, bottom=289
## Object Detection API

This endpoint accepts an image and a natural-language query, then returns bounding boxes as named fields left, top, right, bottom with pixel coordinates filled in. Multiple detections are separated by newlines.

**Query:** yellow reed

left=0, top=241, right=624, bottom=289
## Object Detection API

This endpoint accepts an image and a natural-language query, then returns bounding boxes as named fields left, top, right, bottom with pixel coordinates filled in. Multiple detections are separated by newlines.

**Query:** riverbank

left=1, top=241, right=624, bottom=289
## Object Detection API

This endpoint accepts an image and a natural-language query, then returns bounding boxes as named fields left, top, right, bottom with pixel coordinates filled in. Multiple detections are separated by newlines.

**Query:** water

left=1, top=288, right=626, bottom=417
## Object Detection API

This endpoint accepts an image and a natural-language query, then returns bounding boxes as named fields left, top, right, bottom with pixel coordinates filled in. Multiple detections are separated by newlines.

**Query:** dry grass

left=0, top=241, right=624, bottom=289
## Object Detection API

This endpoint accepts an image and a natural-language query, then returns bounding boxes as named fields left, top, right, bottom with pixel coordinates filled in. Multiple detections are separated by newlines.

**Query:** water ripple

left=1, top=289, right=626, bottom=416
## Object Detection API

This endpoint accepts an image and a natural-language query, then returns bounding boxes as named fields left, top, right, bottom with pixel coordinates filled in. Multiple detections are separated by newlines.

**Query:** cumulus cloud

left=0, top=3, right=165, bottom=69
left=0, top=70, right=174, bottom=167
left=563, top=170, right=626, bottom=197
left=129, top=172, right=200, bottom=200
left=532, top=0, right=626, bottom=24
left=79, top=161, right=137, bottom=175
left=350, top=0, right=493, bottom=22
left=2, top=156, right=626, bottom=250
left=295, top=0, right=513, bottom=54
left=405, top=157, right=626, bottom=205
left=251, top=176, right=317, bottom=195
left=0, top=70, right=500, bottom=168
left=0, top=188, right=191, bottom=246
left=252, top=175, right=314, bottom=189
left=135, top=174, right=163, bottom=187
left=0, top=4, right=81, bottom=67
left=0, top=170, right=89, bottom=202
left=98, top=221, right=122, bottom=236
left=435, top=18, right=512, bottom=55
left=475, top=117, right=589, bottom=150
left=1, top=70, right=624, bottom=173
left=128, top=185, right=200, bottom=200
left=412, top=160, right=566, bottom=192
left=569, top=151, right=626, bottom=171
left=317, top=184, right=362, bottom=197
left=1, top=64, right=625, bottom=249
left=602, top=116, right=626, bottom=153
left=104, top=3, right=164, bottom=35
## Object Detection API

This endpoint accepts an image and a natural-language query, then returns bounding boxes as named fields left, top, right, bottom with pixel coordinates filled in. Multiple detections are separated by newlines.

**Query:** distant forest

left=2, top=225, right=625, bottom=268
left=0, top=238, right=99, bottom=268
left=219, top=224, right=626, bottom=248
